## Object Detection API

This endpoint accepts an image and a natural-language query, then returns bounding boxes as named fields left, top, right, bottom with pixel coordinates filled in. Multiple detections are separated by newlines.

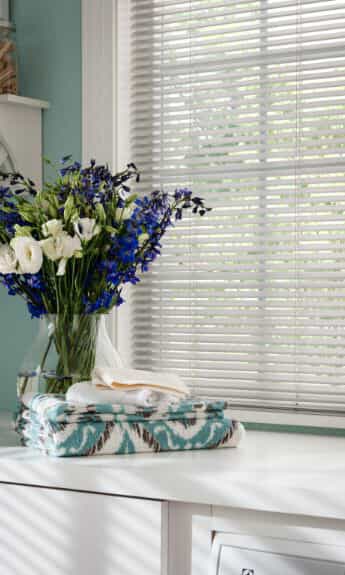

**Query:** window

left=123, top=0, right=345, bottom=414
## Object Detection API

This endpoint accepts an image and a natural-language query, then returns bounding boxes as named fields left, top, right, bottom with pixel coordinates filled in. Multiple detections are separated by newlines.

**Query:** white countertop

left=1, top=413, right=345, bottom=520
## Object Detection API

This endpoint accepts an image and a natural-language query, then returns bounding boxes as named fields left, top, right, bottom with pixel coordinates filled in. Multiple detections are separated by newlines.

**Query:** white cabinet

left=0, top=484, right=165, bottom=575
left=211, top=533, right=345, bottom=575
left=2, top=426, right=345, bottom=575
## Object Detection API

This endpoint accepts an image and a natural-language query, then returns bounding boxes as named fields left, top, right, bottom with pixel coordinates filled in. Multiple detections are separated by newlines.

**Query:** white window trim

left=81, top=0, right=345, bottom=430
left=82, top=0, right=120, bottom=353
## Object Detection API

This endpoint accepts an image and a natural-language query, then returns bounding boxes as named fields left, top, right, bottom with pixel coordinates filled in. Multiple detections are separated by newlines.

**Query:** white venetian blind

left=128, top=0, right=345, bottom=413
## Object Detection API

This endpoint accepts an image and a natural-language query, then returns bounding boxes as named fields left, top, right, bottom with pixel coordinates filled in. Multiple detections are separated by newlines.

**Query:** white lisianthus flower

left=59, top=234, right=82, bottom=258
left=42, top=219, right=64, bottom=238
left=40, top=237, right=60, bottom=261
left=115, top=205, right=135, bottom=222
left=11, top=237, right=43, bottom=274
left=40, top=233, right=82, bottom=276
left=41, top=233, right=81, bottom=261
left=73, top=218, right=101, bottom=242
left=0, top=244, right=17, bottom=274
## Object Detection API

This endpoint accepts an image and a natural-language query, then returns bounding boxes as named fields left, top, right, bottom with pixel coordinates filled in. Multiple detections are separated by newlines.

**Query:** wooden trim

left=81, top=0, right=118, bottom=345
left=81, top=0, right=117, bottom=167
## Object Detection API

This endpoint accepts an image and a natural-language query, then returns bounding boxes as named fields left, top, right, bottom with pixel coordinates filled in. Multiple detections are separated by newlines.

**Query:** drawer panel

left=218, top=545, right=344, bottom=575
left=0, top=484, right=164, bottom=575
left=212, top=533, right=345, bottom=575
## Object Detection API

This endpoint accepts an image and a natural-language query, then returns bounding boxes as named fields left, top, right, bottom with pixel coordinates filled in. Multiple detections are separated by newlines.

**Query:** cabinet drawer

left=211, top=533, right=345, bottom=575
left=0, top=484, right=164, bottom=575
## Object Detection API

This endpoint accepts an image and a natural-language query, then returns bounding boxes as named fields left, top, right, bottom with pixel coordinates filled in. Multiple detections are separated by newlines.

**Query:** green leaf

left=13, top=225, right=32, bottom=237
left=18, top=205, right=37, bottom=224
left=125, top=193, right=138, bottom=206
left=95, top=203, right=106, bottom=224
left=64, top=195, right=75, bottom=222
left=105, top=225, right=118, bottom=234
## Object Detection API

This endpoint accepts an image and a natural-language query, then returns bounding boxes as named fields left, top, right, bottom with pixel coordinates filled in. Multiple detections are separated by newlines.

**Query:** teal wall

left=0, top=0, right=81, bottom=411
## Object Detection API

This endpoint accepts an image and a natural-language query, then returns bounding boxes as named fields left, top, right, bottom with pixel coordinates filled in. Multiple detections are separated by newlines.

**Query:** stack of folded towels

left=15, top=367, right=244, bottom=457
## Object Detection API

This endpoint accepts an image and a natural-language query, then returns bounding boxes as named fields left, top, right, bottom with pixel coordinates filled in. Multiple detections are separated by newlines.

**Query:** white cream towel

left=66, top=381, right=178, bottom=408
left=92, top=367, right=189, bottom=397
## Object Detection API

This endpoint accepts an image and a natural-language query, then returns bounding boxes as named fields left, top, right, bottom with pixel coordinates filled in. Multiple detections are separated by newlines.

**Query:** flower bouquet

left=0, top=157, right=209, bottom=395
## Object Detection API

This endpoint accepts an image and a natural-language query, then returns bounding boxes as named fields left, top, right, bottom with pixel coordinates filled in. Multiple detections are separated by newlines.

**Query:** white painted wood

left=0, top=484, right=164, bottom=575
left=82, top=0, right=120, bottom=346
left=191, top=509, right=213, bottom=575
left=211, top=532, right=345, bottom=575
left=1, top=415, right=345, bottom=520
left=81, top=0, right=116, bottom=168
left=114, top=0, right=133, bottom=365
left=0, top=100, right=45, bottom=186
left=168, top=502, right=211, bottom=575
left=211, top=506, right=345, bottom=537
left=2, top=416, right=345, bottom=575
left=209, top=510, right=345, bottom=574
left=0, top=94, right=49, bottom=109
left=227, top=408, right=345, bottom=429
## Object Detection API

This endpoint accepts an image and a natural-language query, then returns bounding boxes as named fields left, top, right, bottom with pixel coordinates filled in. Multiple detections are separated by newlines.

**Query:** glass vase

left=17, top=314, right=122, bottom=398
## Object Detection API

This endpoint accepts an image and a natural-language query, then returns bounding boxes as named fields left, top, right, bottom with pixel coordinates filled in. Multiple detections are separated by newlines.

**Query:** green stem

left=40, top=333, right=54, bottom=372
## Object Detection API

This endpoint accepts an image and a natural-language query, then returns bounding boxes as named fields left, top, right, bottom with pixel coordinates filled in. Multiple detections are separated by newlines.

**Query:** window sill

left=227, top=408, right=345, bottom=435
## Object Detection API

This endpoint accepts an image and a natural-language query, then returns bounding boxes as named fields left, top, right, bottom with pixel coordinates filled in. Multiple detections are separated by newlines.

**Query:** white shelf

left=0, top=94, right=49, bottom=109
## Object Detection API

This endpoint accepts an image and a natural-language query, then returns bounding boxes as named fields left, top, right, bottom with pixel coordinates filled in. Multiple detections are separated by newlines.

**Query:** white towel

left=66, top=381, right=178, bottom=408
left=92, top=367, right=189, bottom=396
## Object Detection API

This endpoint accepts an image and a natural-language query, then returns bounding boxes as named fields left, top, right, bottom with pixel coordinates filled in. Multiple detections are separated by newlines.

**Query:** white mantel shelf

left=0, top=94, right=50, bottom=109
left=0, top=413, right=344, bottom=521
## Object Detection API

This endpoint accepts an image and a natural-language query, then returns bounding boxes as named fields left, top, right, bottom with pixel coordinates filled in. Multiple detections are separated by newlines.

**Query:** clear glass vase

left=17, top=314, right=122, bottom=397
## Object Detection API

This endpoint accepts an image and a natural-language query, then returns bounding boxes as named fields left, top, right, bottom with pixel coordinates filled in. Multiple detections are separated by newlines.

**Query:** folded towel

left=17, top=412, right=245, bottom=457
left=17, top=393, right=228, bottom=425
left=66, top=381, right=178, bottom=408
left=92, top=367, right=189, bottom=397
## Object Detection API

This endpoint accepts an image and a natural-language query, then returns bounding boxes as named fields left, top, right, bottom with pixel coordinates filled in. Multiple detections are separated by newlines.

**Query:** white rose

left=0, top=244, right=17, bottom=274
left=42, top=219, right=64, bottom=238
left=74, top=218, right=100, bottom=242
left=11, top=237, right=43, bottom=274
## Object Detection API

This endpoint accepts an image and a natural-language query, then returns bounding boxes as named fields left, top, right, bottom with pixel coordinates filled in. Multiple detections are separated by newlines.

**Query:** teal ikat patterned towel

left=15, top=395, right=244, bottom=457
left=18, top=414, right=244, bottom=457
left=19, top=394, right=230, bottom=424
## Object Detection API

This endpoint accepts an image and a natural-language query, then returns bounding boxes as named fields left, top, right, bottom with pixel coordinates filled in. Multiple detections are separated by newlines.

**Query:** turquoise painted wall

left=0, top=0, right=81, bottom=411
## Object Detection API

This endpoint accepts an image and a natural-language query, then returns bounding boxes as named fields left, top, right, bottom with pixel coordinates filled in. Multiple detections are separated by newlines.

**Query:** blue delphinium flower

left=0, top=273, right=18, bottom=296
left=23, top=273, right=45, bottom=291
left=59, top=161, right=81, bottom=177
left=0, top=202, right=26, bottom=236
left=83, top=289, right=118, bottom=314
left=27, top=301, right=47, bottom=319
left=0, top=186, right=10, bottom=200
